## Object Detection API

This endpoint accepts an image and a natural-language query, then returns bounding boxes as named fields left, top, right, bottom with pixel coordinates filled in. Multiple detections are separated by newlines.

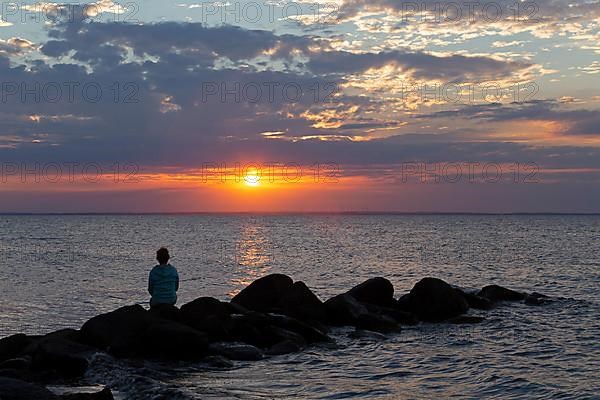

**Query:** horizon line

left=1, top=211, right=600, bottom=216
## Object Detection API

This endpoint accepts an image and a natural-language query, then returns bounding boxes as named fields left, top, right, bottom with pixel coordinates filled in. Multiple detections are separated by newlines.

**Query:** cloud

left=0, top=37, right=35, bottom=56
left=43, top=17, right=314, bottom=69
left=307, top=50, right=531, bottom=81
left=0, top=10, right=598, bottom=186
left=422, top=100, right=600, bottom=136
left=332, top=0, right=600, bottom=38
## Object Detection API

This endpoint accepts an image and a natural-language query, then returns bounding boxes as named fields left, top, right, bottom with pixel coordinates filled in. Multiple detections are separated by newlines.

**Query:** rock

left=525, top=292, right=549, bottom=306
left=355, top=313, right=401, bottom=334
left=231, top=274, right=294, bottom=312
left=267, top=314, right=331, bottom=344
left=408, top=277, right=469, bottom=322
left=278, top=281, right=327, bottom=322
left=14, top=330, right=95, bottom=379
left=363, top=303, right=418, bottom=325
left=106, top=335, right=142, bottom=359
left=0, top=368, right=30, bottom=380
left=60, top=387, right=114, bottom=400
left=138, top=322, right=208, bottom=360
left=189, top=314, right=234, bottom=343
left=223, top=301, right=249, bottom=315
left=30, top=338, right=91, bottom=378
left=208, top=342, right=263, bottom=361
left=181, top=297, right=230, bottom=318
left=261, top=326, right=306, bottom=349
left=0, top=357, right=30, bottom=371
left=396, top=293, right=411, bottom=312
left=0, top=377, right=58, bottom=400
left=263, top=326, right=307, bottom=349
left=0, top=334, right=32, bottom=363
left=347, top=277, right=395, bottom=307
left=447, top=316, right=485, bottom=324
left=80, top=305, right=151, bottom=350
left=455, top=288, right=493, bottom=310
left=348, top=330, right=387, bottom=341
left=477, top=285, right=525, bottom=303
left=149, top=304, right=181, bottom=322
left=323, top=294, right=368, bottom=326
left=229, top=314, right=269, bottom=347
left=265, top=340, right=303, bottom=356
left=180, top=297, right=234, bottom=341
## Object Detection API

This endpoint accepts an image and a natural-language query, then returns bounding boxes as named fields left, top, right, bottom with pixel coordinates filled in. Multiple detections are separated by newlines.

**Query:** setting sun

left=244, top=177, right=260, bottom=187
left=243, top=168, right=261, bottom=187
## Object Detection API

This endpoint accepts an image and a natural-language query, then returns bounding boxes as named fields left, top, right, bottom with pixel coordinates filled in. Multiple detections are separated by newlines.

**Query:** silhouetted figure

left=148, top=247, right=179, bottom=310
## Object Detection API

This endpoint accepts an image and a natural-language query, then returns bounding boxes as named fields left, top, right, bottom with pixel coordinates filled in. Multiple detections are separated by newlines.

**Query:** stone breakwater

left=0, top=275, right=549, bottom=399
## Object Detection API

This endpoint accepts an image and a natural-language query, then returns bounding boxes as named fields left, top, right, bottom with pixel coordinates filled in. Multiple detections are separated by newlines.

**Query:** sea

left=1, top=214, right=599, bottom=399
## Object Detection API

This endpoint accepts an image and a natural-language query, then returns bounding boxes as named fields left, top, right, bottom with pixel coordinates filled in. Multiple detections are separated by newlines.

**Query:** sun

left=244, top=177, right=260, bottom=187
left=243, top=169, right=261, bottom=187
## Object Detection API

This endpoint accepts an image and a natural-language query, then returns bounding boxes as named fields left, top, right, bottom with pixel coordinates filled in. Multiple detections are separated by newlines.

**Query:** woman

left=148, top=247, right=179, bottom=309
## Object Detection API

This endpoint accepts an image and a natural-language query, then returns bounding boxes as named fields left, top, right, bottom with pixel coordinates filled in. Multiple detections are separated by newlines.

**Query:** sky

left=0, top=0, right=599, bottom=212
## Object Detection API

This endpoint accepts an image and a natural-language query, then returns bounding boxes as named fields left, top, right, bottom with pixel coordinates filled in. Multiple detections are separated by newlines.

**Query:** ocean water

left=1, top=215, right=599, bottom=399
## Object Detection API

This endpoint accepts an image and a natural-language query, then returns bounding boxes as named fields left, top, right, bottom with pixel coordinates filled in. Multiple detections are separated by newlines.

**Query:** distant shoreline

left=1, top=212, right=600, bottom=216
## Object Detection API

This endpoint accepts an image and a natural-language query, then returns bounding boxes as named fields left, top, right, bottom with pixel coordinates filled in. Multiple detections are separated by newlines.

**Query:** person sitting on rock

left=148, top=247, right=179, bottom=309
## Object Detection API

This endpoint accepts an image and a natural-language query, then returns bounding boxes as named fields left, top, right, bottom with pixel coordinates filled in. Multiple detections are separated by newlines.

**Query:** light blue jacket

left=148, top=264, right=179, bottom=306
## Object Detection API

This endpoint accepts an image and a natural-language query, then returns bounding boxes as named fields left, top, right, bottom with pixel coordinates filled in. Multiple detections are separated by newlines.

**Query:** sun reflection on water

left=228, top=221, right=272, bottom=297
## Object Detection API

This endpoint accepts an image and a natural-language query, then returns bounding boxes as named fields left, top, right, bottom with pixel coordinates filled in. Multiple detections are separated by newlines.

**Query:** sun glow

left=244, top=178, right=260, bottom=187
left=243, top=168, right=261, bottom=187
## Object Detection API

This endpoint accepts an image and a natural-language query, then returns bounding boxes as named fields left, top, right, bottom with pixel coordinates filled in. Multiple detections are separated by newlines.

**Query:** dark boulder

left=181, top=297, right=231, bottom=318
left=0, top=357, right=30, bottom=371
left=267, top=314, right=331, bottom=344
left=525, top=292, right=549, bottom=306
left=0, top=334, right=32, bottom=363
left=60, top=387, right=114, bottom=400
left=347, top=277, right=395, bottom=307
left=30, top=338, right=91, bottom=378
left=477, top=285, right=525, bottom=303
left=16, top=329, right=95, bottom=379
left=0, top=377, right=58, bottom=400
left=408, top=277, right=469, bottom=322
left=149, top=304, right=181, bottom=322
left=323, top=294, right=368, bottom=325
left=189, top=314, right=234, bottom=342
left=208, top=342, right=263, bottom=361
left=223, top=301, right=250, bottom=315
left=231, top=274, right=293, bottom=312
left=180, top=297, right=234, bottom=342
left=356, top=313, right=400, bottom=333
left=0, top=368, right=31, bottom=380
left=265, top=340, right=303, bottom=356
left=80, top=305, right=151, bottom=350
left=395, top=293, right=412, bottom=312
left=278, top=281, right=327, bottom=322
left=363, top=303, right=418, bottom=325
left=261, top=326, right=306, bottom=349
left=229, top=313, right=269, bottom=347
left=138, top=322, right=208, bottom=360
left=455, top=288, right=493, bottom=310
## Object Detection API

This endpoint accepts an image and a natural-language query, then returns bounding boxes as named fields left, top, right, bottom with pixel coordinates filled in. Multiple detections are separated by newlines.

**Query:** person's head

left=156, top=247, right=170, bottom=265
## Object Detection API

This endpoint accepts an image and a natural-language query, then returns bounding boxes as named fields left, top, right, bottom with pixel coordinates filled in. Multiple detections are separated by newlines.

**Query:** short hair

left=156, top=247, right=170, bottom=264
